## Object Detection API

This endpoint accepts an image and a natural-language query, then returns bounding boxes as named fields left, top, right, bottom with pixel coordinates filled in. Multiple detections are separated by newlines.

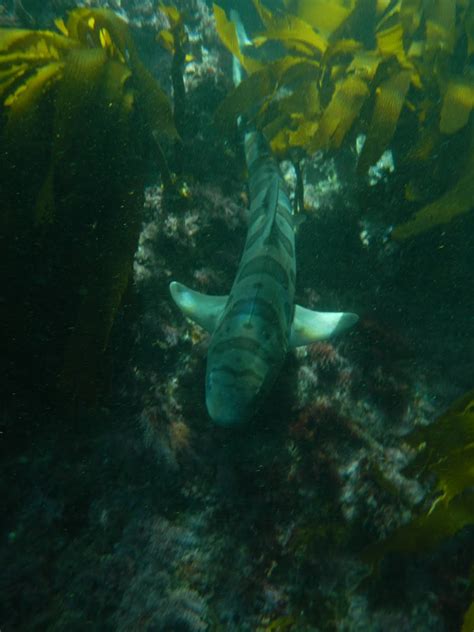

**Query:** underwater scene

left=0, top=0, right=473, bottom=629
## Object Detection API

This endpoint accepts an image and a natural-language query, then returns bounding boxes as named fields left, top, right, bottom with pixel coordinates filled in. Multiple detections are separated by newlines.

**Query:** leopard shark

left=169, top=9, right=358, bottom=426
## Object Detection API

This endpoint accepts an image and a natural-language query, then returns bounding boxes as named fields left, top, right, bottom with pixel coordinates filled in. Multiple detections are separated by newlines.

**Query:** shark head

left=205, top=364, right=262, bottom=426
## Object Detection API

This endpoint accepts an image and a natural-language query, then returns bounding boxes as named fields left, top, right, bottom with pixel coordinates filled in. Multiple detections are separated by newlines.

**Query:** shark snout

left=205, top=369, right=257, bottom=426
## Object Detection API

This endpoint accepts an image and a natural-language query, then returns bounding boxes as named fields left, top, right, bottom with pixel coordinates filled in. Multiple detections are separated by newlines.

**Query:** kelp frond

left=364, top=388, right=474, bottom=557
left=213, top=0, right=474, bottom=237
left=0, top=9, right=176, bottom=404
left=0, top=8, right=176, bottom=151
left=364, top=388, right=474, bottom=622
left=404, top=389, right=474, bottom=508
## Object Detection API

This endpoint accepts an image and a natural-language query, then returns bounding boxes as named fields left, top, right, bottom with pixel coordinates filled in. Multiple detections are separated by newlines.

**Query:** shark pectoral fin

left=289, top=304, right=359, bottom=347
left=169, top=281, right=228, bottom=334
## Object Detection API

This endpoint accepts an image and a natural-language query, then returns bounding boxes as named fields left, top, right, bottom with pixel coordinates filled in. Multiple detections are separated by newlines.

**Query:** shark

left=169, top=9, right=358, bottom=426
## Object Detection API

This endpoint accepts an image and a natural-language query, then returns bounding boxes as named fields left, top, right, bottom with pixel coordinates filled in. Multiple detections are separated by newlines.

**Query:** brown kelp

left=157, top=4, right=188, bottom=136
left=364, top=389, right=474, bottom=629
left=0, top=8, right=176, bottom=406
left=213, top=0, right=473, bottom=237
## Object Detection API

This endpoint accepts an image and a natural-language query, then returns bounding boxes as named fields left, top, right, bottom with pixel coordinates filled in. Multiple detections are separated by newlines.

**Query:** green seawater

left=1, top=1, right=473, bottom=630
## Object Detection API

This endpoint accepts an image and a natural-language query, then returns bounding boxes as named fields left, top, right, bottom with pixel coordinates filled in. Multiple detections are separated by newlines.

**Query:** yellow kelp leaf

left=160, top=4, right=182, bottom=26
left=376, top=0, right=402, bottom=30
left=216, top=57, right=307, bottom=129
left=297, top=78, right=320, bottom=116
left=462, top=600, right=474, bottom=632
left=157, top=29, right=175, bottom=53
left=406, top=41, right=423, bottom=88
left=405, top=389, right=474, bottom=474
left=347, top=50, right=381, bottom=81
left=376, top=22, right=408, bottom=65
left=253, top=35, right=316, bottom=59
left=0, top=29, right=73, bottom=54
left=0, top=32, right=73, bottom=72
left=264, top=615, right=297, bottom=632
left=251, top=0, right=274, bottom=27
left=102, top=59, right=134, bottom=117
left=99, top=27, right=113, bottom=51
left=265, top=79, right=320, bottom=153
left=272, top=84, right=317, bottom=119
left=270, top=125, right=293, bottom=155
left=216, top=67, right=274, bottom=128
left=133, top=60, right=177, bottom=140
left=324, top=38, right=361, bottom=62
left=67, top=9, right=174, bottom=139
left=65, top=8, right=132, bottom=63
left=358, top=70, right=411, bottom=172
left=405, top=124, right=440, bottom=161
left=440, top=77, right=474, bottom=134
left=363, top=489, right=474, bottom=560
left=329, top=63, right=347, bottom=84
left=466, top=4, right=474, bottom=56
left=0, top=63, right=28, bottom=99
left=425, top=0, right=456, bottom=55
left=213, top=4, right=262, bottom=74
left=364, top=389, right=474, bottom=561
left=376, top=0, right=393, bottom=16
left=54, top=18, right=69, bottom=37
left=252, top=13, right=328, bottom=56
left=392, top=133, right=474, bottom=238
left=283, top=0, right=355, bottom=38
left=275, top=58, right=320, bottom=94
left=159, top=4, right=187, bottom=53
left=310, top=75, right=369, bottom=151
left=400, top=0, right=423, bottom=37
left=429, top=444, right=474, bottom=506
left=282, top=118, right=319, bottom=152
left=4, top=61, right=62, bottom=108
left=407, top=40, right=424, bottom=58
left=0, top=8, right=176, bottom=407
left=32, top=48, right=111, bottom=224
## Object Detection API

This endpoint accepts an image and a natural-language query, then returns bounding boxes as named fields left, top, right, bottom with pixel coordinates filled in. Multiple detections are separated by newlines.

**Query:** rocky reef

left=1, top=1, right=473, bottom=631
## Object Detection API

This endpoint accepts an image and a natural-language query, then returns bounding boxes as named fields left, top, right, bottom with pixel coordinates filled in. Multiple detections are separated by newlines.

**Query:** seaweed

left=213, top=0, right=473, bottom=237
left=363, top=389, right=474, bottom=554
left=0, top=8, right=176, bottom=407
left=463, top=600, right=474, bottom=632
left=157, top=4, right=188, bottom=137
left=363, top=388, right=474, bottom=625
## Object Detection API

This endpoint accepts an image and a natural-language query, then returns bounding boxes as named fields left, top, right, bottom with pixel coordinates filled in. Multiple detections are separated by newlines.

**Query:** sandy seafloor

left=1, top=0, right=473, bottom=630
